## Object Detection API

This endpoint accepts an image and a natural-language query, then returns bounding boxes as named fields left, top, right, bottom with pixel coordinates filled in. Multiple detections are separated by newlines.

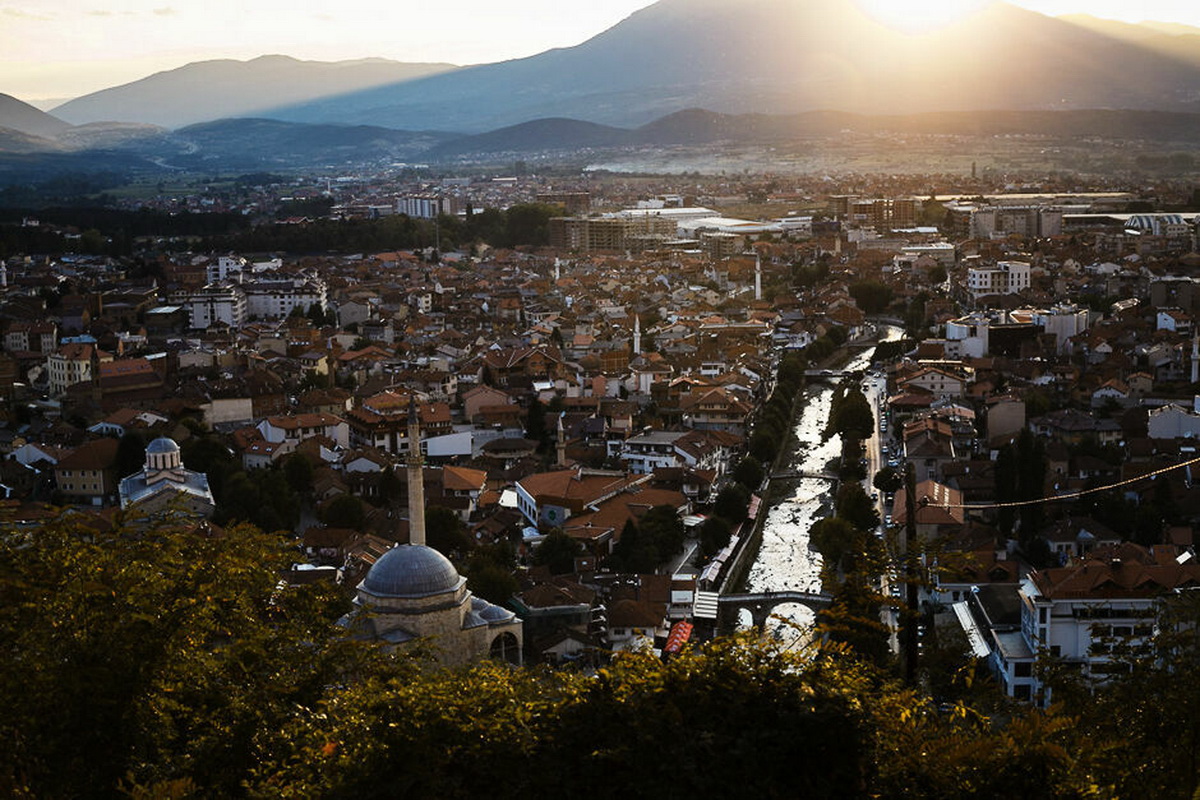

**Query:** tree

left=699, top=516, right=733, bottom=557
left=713, top=483, right=750, bottom=525
left=284, top=453, right=314, bottom=495
left=848, top=280, right=894, bottom=315
left=323, top=494, right=366, bottom=530
left=426, top=505, right=472, bottom=555
left=532, top=528, right=580, bottom=575
left=749, top=430, right=780, bottom=466
left=114, top=430, right=148, bottom=479
left=835, top=482, right=880, bottom=533
left=731, top=456, right=765, bottom=491
left=0, top=518, right=362, bottom=798
left=873, top=467, right=903, bottom=495
left=637, top=505, right=685, bottom=563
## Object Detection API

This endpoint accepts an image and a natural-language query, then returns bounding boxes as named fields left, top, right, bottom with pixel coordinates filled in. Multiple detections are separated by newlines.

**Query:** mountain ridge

left=262, top=0, right=1200, bottom=133
left=50, top=55, right=460, bottom=129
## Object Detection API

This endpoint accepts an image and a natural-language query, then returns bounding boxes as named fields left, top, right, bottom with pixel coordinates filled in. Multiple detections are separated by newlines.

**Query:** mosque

left=342, top=396, right=523, bottom=665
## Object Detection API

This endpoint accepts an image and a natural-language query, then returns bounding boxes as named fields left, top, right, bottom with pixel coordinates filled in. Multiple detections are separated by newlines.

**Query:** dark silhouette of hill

left=425, top=107, right=1200, bottom=160
left=51, top=55, right=459, bottom=129
left=266, top=0, right=1200, bottom=133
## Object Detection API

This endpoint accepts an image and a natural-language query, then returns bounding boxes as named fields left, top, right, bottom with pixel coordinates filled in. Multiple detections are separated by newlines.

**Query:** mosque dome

left=360, top=544, right=463, bottom=599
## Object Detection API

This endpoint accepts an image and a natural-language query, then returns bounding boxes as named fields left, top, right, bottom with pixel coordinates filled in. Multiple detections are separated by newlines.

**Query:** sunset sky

left=4, top=0, right=1200, bottom=106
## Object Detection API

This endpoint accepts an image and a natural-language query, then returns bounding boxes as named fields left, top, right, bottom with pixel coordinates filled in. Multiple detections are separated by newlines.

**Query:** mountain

left=169, top=118, right=457, bottom=169
left=51, top=55, right=459, bottom=129
left=429, top=118, right=630, bottom=158
left=0, top=93, right=72, bottom=138
left=266, top=0, right=1200, bottom=133
left=426, top=107, right=1200, bottom=161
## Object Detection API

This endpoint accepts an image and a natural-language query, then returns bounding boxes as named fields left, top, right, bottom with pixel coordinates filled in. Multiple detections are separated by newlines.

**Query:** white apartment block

left=207, top=255, right=246, bottom=283
left=1028, top=304, right=1090, bottom=353
left=966, top=260, right=1030, bottom=300
left=172, top=285, right=248, bottom=329
left=244, top=277, right=328, bottom=320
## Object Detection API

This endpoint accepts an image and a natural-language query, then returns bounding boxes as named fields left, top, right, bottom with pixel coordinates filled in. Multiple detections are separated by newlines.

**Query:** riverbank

left=715, top=338, right=874, bottom=633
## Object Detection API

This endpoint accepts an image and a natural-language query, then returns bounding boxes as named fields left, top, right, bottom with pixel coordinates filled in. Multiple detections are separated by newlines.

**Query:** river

left=738, top=326, right=901, bottom=643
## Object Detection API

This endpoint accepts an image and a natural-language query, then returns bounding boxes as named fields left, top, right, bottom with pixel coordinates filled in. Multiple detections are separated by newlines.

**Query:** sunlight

left=854, top=0, right=995, bottom=33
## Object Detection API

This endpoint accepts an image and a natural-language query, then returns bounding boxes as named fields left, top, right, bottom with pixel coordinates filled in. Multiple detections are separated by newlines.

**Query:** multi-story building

left=244, top=277, right=328, bottom=320
left=171, top=284, right=247, bottom=329
left=963, top=543, right=1200, bottom=706
left=46, top=342, right=107, bottom=398
left=966, top=260, right=1031, bottom=300
left=395, top=194, right=461, bottom=219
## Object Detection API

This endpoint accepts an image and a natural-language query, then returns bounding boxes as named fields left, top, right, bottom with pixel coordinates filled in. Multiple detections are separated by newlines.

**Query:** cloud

left=152, top=6, right=177, bottom=15
left=1, top=6, right=52, bottom=20
left=88, top=8, right=113, bottom=15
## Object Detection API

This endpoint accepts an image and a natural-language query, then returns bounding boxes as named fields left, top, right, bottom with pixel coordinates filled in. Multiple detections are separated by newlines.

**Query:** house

left=890, top=480, right=965, bottom=539
left=54, top=438, right=119, bottom=506
left=1002, top=543, right=1200, bottom=705
left=257, top=413, right=349, bottom=455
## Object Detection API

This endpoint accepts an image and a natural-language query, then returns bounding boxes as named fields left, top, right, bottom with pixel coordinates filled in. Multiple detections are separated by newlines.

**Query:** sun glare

left=855, top=0, right=994, bottom=33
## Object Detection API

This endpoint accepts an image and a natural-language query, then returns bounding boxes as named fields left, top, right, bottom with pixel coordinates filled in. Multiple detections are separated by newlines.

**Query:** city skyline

left=4, top=0, right=1200, bottom=106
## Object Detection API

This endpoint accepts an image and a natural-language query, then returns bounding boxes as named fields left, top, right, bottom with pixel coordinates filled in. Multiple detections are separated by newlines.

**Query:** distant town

left=3, top=164, right=1200, bottom=700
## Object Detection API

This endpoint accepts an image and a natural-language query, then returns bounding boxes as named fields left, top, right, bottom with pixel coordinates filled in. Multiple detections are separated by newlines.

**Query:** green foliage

left=849, top=280, right=894, bottom=315
left=283, top=453, right=314, bottom=495
left=322, top=494, right=366, bottom=531
left=0, top=518, right=360, bottom=798
left=749, top=429, right=781, bottom=464
left=532, top=528, right=581, bottom=575
left=3, top=512, right=1193, bottom=798
left=699, top=516, right=733, bottom=557
left=835, top=482, right=880, bottom=533
left=731, top=456, right=765, bottom=491
left=608, top=506, right=682, bottom=574
left=425, top=505, right=472, bottom=555
left=825, top=384, right=874, bottom=442
left=713, top=483, right=751, bottom=525
left=873, top=467, right=903, bottom=495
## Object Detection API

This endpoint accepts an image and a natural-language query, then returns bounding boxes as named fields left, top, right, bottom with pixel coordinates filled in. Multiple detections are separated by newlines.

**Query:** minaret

left=754, top=252, right=763, bottom=302
left=633, top=314, right=641, bottom=355
left=556, top=412, right=567, bottom=468
left=406, top=394, right=426, bottom=547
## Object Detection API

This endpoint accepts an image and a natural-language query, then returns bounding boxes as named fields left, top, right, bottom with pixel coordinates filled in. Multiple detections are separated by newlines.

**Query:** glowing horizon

left=3, top=0, right=1200, bottom=106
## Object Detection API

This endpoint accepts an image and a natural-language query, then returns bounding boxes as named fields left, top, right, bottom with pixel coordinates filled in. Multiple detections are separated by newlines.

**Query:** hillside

left=0, top=93, right=72, bottom=138
left=51, top=55, right=460, bottom=129
left=266, top=0, right=1200, bottom=132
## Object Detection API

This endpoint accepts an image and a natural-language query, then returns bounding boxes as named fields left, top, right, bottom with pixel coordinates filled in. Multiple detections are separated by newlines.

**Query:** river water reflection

left=739, top=328, right=900, bottom=643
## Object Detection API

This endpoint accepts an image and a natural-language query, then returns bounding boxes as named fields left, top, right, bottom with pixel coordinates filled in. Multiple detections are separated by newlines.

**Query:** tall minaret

left=754, top=252, right=763, bottom=302
left=633, top=314, right=641, bottom=356
left=556, top=412, right=567, bottom=468
left=1192, top=331, right=1199, bottom=385
left=406, top=394, right=426, bottom=547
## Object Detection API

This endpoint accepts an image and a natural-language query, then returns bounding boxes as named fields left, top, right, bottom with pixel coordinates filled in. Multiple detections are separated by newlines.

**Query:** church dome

left=146, top=437, right=180, bottom=454
left=360, top=544, right=463, bottom=599
left=144, top=437, right=183, bottom=472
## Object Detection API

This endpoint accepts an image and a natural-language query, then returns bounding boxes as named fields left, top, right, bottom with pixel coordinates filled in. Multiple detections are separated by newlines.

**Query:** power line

left=917, top=455, right=1200, bottom=512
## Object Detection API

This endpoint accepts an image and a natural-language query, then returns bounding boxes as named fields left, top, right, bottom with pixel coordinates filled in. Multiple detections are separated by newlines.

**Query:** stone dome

left=360, top=544, right=463, bottom=599
left=146, top=437, right=180, bottom=454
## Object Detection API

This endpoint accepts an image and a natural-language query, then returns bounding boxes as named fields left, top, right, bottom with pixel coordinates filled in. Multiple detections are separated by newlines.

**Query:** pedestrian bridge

left=770, top=470, right=838, bottom=481
left=719, top=590, right=834, bottom=628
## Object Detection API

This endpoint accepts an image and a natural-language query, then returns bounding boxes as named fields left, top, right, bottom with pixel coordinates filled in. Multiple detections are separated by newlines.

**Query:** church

left=118, top=437, right=216, bottom=519
left=342, top=396, right=523, bottom=665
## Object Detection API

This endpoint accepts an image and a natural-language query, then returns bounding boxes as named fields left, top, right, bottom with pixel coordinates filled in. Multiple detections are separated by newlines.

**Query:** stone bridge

left=719, top=590, right=834, bottom=628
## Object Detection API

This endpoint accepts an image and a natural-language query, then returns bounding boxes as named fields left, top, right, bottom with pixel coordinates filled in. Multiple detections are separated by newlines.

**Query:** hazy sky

left=4, top=0, right=1200, bottom=105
